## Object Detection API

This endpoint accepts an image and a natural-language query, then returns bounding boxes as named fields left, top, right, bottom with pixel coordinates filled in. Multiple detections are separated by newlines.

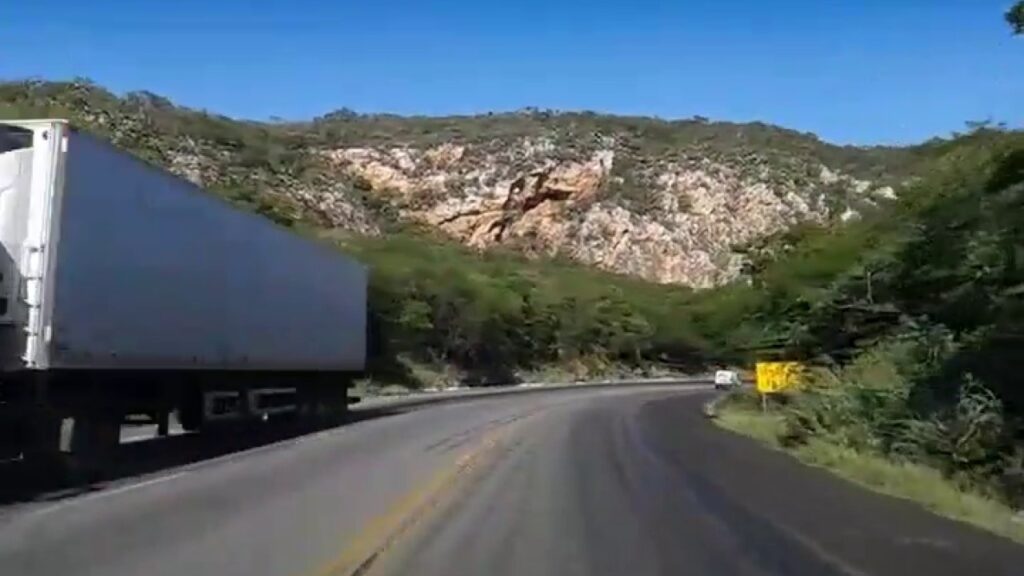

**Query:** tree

left=1009, top=1, right=1024, bottom=34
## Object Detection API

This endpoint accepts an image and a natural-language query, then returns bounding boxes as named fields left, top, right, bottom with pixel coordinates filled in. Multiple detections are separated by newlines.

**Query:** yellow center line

left=299, top=420, right=522, bottom=576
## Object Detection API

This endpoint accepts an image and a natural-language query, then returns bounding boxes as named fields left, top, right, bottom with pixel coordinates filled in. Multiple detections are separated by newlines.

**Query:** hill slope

left=0, top=79, right=926, bottom=287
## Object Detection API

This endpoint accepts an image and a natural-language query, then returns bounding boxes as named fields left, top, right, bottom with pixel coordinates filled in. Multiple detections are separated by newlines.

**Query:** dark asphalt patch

left=378, top=390, right=1024, bottom=576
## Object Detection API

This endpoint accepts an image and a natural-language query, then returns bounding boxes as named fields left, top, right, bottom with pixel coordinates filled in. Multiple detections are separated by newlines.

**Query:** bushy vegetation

left=712, top=127, right=1024, bottom=507
left=308, top=107, right=927, bottom=181
left=338, top=231, right=714, bottom=386
left=1009, top=1, right=1024, bottom=34
left=2, top=79, right=923, bottom=183
left=717, top=391, right=1024, bottom=542
left=0, top=79, right=328, bottom=227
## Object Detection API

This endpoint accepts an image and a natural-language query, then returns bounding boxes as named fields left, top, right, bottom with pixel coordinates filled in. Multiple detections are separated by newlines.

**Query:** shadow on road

left=1, top=380, right=713, bottom=508
left=0, top=405, right=404, bottom=507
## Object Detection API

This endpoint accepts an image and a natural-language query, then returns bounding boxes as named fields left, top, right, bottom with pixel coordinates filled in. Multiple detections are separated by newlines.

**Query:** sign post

left=755, top=361, right=805, bottom=411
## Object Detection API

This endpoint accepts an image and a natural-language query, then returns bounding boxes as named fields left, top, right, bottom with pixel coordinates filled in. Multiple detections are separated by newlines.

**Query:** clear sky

left=2, top=1, right=1021, bottom=145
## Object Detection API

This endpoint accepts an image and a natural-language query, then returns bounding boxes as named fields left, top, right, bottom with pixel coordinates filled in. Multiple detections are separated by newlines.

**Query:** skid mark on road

left=300, top=412, right=530, bottom=576
left=422, top=411, right=536, bottom=454
left=419, top=393, right=612, bottom=455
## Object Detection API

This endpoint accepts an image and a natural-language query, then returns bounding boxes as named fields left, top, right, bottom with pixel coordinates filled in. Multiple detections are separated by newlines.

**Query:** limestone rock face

left=322, top=137, right=884, bottom=286
left=15, top=81, right=903, bottom=286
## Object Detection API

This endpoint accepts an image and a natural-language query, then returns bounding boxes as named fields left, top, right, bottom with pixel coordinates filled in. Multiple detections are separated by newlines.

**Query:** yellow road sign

left=755, top=362, right=804, bottom=393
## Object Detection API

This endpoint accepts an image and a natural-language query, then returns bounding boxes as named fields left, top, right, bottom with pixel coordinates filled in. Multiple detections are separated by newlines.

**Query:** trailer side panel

left=47, top=131, right=366, bottom=371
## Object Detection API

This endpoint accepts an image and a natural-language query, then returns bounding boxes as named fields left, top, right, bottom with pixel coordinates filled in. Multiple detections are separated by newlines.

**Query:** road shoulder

left=657, top=395, right=1024, bottom=576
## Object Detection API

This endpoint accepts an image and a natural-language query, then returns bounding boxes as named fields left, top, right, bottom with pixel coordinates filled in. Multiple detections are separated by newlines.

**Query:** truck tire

left=178, top=390, right=203, bottom=432
left=68, top=411, right=120, bottom=481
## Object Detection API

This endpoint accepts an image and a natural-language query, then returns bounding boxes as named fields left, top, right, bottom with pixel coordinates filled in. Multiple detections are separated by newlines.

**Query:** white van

left=714, top=369, right=741, bottom=390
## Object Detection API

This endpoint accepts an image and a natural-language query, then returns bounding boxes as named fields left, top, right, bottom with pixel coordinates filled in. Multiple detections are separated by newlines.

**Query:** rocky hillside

left=0, top=80, right=926, bottom=287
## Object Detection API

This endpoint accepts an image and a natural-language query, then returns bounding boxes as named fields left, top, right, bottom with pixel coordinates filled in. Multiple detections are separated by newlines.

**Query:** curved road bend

left=2, top=386, right=1022, bottom=576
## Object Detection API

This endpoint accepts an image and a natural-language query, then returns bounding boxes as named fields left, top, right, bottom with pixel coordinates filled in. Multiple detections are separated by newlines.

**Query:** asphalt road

left=2, top=386, right=1022, bottom=576
left=378, top=391, right=1024, bottom=576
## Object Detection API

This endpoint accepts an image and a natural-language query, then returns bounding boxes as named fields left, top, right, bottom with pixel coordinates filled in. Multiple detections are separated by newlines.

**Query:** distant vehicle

left=0, top=119, right=366, bottom=470
left=714, top=369, right=741, bottom=390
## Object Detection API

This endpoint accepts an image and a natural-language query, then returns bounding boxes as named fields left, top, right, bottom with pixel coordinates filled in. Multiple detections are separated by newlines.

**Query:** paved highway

left=2, top=386, right=1022, bottom=576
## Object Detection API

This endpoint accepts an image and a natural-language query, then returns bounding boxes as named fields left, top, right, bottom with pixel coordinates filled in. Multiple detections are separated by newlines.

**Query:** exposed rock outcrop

left=6, top=80, right=907, bottom=287
left=323, top=138, right=883, bottom=287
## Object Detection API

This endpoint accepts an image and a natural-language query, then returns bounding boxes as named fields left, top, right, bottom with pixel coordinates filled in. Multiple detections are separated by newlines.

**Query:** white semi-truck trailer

left=0, top=119, right=366, bottom=468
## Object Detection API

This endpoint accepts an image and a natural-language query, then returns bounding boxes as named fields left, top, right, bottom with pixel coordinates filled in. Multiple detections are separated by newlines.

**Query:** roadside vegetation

left=701, top=5, right=1024, bottom=512
left=704, top=119, right=1024, bottom=528
left=339, top=230, right=714, bottom=389
left=699, top=83, right=1024, bottom=540
left=717, top=391, right=1024, bottom=543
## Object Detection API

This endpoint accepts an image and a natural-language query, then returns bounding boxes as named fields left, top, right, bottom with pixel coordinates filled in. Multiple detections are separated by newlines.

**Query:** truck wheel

left=20, top=409, right=64, bottom=473
left=0, top=409, right=26, bottom=461
left=178, top=392, right=203, bottom=432
left=68, top=412, right=120, bottom=481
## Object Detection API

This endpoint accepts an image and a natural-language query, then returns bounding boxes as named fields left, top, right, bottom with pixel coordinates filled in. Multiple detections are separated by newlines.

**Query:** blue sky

left=2, top=1, right=1021, bottom=144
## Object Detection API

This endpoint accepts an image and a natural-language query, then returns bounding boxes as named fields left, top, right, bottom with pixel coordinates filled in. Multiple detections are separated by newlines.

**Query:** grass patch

left=716, top=406, right=785, bottom=447
left=715, top=403, right=1024, bottom=544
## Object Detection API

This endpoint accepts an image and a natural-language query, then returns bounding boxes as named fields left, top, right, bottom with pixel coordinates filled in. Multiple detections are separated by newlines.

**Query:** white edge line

left=97, top=472, right=187, bottom=498
left=30, top=472, right=188, bottom=517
